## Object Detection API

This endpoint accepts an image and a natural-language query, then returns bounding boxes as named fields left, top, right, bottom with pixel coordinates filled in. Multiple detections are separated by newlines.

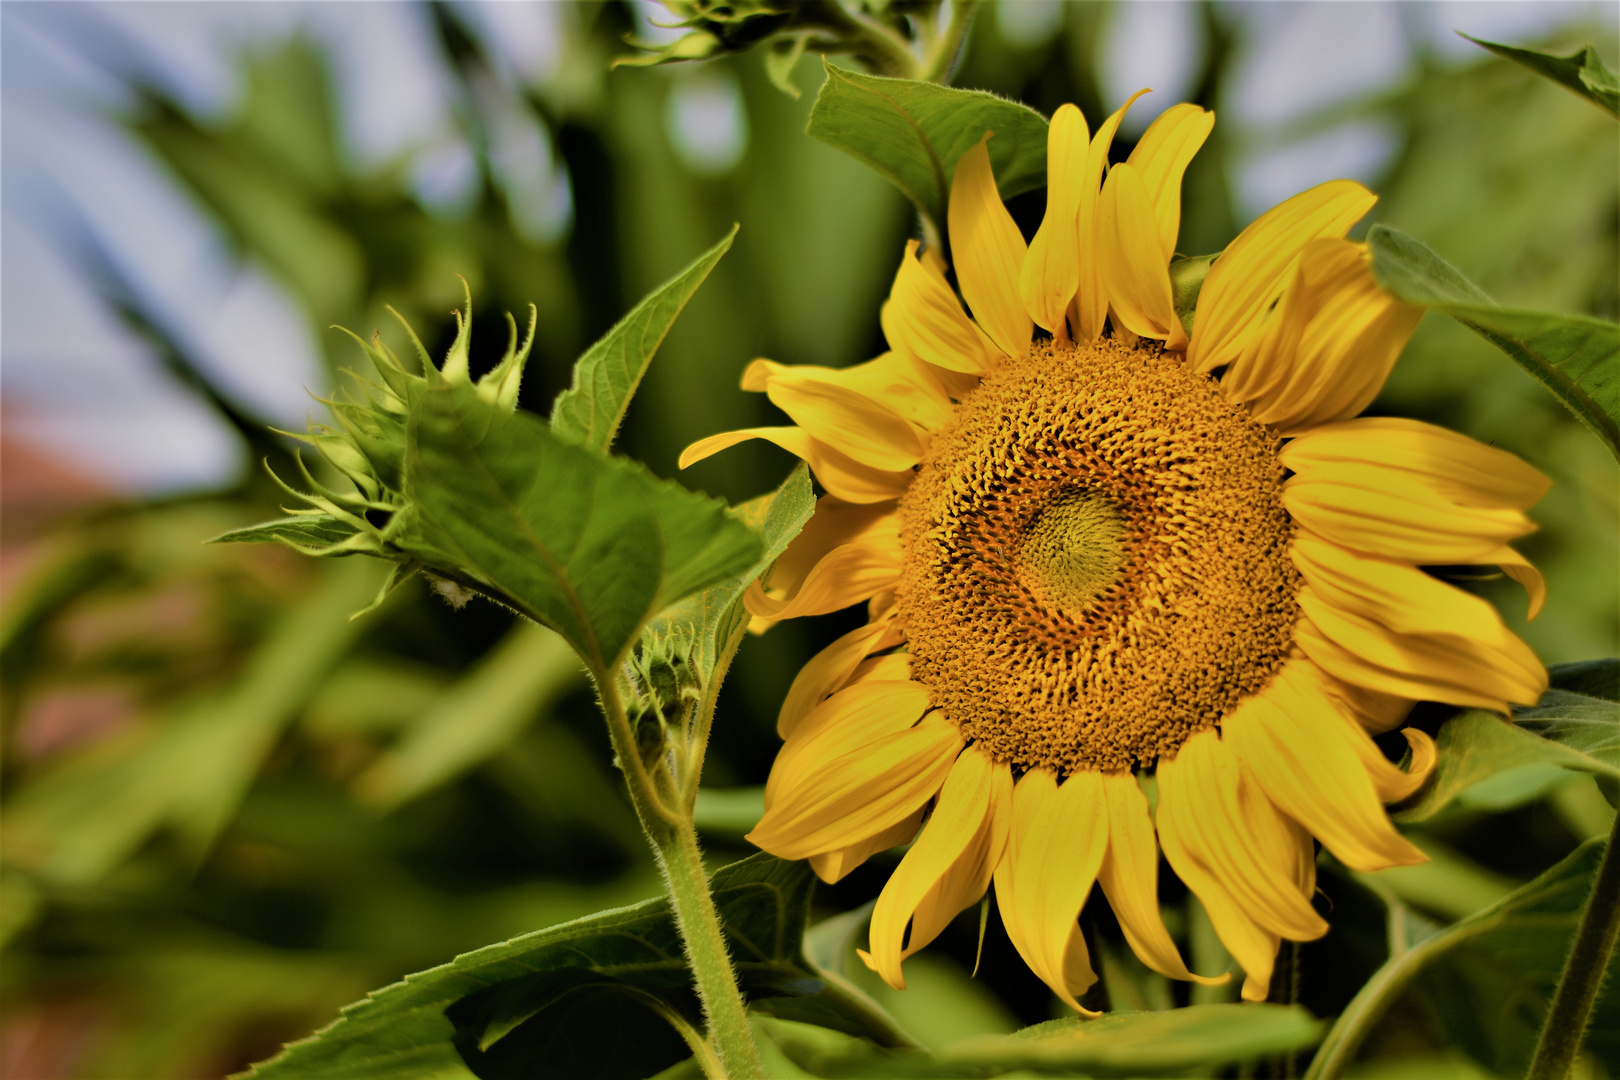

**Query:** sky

left=2, top=0, right=1614, bottom=494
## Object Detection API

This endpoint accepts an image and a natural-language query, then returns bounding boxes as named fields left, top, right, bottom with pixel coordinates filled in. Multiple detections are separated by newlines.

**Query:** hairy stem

left=920, top=0, right=980, bottom=83
left=595, top=668, right=761, bottom=1079
left=657, top=816, right=764, bottom=1080
left=1527, top=818, right=1620, bottom=1080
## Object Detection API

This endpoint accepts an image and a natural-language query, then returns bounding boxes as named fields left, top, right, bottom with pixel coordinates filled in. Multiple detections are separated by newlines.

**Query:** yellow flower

left=682, top=97, right=1550, bottom=1008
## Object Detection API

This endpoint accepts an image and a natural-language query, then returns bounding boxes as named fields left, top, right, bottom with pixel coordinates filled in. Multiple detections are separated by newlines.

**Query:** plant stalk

left=656, top=816, right=764, bottom=1080
left=595, top=669, right=762, bottom=1080
left=919, top=0, right=980, bottom=84
left=1527, top=817, right=1620, bottom=1080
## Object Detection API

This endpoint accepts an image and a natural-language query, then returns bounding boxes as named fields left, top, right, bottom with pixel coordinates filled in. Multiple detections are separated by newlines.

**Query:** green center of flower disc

left=1017, top=489, right=1128, bottom=617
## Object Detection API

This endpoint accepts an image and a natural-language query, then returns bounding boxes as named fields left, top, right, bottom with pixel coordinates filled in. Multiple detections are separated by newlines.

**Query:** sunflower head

left=684, top=92, right=1550, bottom=1009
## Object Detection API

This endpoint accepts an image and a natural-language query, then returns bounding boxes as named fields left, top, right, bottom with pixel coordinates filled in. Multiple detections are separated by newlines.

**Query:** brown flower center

left=896, top=337, right=1302, bottom=775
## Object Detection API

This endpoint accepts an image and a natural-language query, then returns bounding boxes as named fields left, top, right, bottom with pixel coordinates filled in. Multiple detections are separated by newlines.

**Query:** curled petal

left=949, top=135, right=1031, bottom=359
left=679, top=426, right=912, bottom=504
left=885, top=240, right=1001, bottom=374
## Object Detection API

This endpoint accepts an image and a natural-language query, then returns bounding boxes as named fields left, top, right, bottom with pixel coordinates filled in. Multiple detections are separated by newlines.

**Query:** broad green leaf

left=4, top=559, right=382, bottom=884
left=354, top=622, right=583, bottom=808
left=1307, top=838, right=1615, bottom=1080
left=212, top=514, right=364, bottom=552
left=404, top=382, right=762, bottom=672
left=1462, top=34, right=1620, bottom=118
left=242, top=854, right=908, bottom=1080
left=753, top=1003, right=1323, bottom=1078
left=550, top=226, right=738, bottom=453
left=807, top=62, right=1049, bottom=231
left=1395, top=661, right=1620, bottom=823
left=1368, top=225, right=1620, bottom=461
left=644, top=463, right=815, bottom=686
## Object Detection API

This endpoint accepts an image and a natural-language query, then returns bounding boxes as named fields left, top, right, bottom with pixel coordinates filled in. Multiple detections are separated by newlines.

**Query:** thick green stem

left=595, top=669, right=761, bottom=1079
left=657, top=818, right=764, bottom=1080
left=1527, top=819, right=1620, bottom=1080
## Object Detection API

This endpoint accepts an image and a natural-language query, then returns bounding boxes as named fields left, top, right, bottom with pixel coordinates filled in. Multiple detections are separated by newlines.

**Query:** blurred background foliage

left=1, top=3, right=1616, bottom=1078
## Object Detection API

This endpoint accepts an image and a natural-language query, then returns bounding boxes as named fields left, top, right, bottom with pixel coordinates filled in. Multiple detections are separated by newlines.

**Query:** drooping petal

left=1489, top=544, right=1548, bottom=620
left=778, top=614, right=900, bottom=737
left=1291, top=531, right=1516, bottom=649
left=1223, top=662, right=1426, bottom=872
left=1097, top=161, right=1185, bottom=348
left=992, top=768, right=1107, bottom=1013
left=1021, top=104, right=1090, bottom=336
left=1296, top=593, right=1547, bottom=712
left=749, top=711, right=962, bottom=860
left=765, top=678, right=933, bottom=810
left=1156, top=730, right=1322, bottom=1001
left=1280, top=417, right=1551, bottom=512
left=948, top=135, right=1031, bottom=360
left=746, top=499, right=902, bottom=621
left=678, top=426, right=912, bottom=504
left=1125, top=103, right=1215, bottom=261
left=809, top=810, right=923, bottom=884
left=1281, top=476, right=1536, bottom=564
left=1155, top=730, right=1326, bottom=942
left=763, top=374, right=925, bottom=471
left=883, top=240, right=1002, bottom=374
left=866, top=745, right=1010, bottom=988
left=1187, top=180, right=1377, bottom=374
left=1096, top=771, right=1226, bottom=985
left=1223, top=239, right=1423, bottom=433
left=1071, top=90, right=1149, bottom=344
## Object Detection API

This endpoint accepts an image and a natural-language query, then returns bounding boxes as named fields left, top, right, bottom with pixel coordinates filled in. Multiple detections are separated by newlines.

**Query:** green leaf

left=807, top=62, right=1049, bottom=232
left=1395, top=661, right=1620, bottom=823
left=764, top=35, right=810, bottom=99
left=1368, top=225, right=1620, bottom=461
left=241, top=854, right=906, bottom=1080
left=1307, top=838, right=1612, bottom=1080
left=1169, top=253, right=1217, bottom=338
left=354, top=622, right=584, bottom=808
left=404, top=383, right=763, bottom=672
left=644, top=463, right=815, bottom=687
left=550, top=226, right=738, bottom=453
left=211, top=514, right=364, bottom=552
left=691, top=786, right=766, bottom=836
left=1462, top=34, right=1620, bottom=118
left=755, top=1003, right=1323, bottom=1078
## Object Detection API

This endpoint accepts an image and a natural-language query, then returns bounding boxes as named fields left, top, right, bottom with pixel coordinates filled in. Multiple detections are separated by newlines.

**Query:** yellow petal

left=1187, top=180, right=1377, bottom=374
left=1021, top=104, right=1090, bottom=336
left=1126, top=103, right=1214, bottom=261
left=1296, top=593, right=1547, bottom=712
left=764, top=374, right=924, bottom=471
left=678, top=426, right=912, bottom=505
left=1316, top=671, right=1436, bottom=801
left=778, top=616, right=900, bottom=738
left=1224, top=239, right=1422, bottom=433
left=748, top=711, right=962, bottom=860
left=765, top=678, right=933, bottom=811
left=1291, top=531, right=1514, bottom=648
left=746, top=499, right=902, bottom=621
left=992, top=768, right=1106, bottom=1013
left=1490, top=544, right=1547, bottom=620
left=1281, top=476, right=1535, bottom=564
left=1223, top=662, right=1426, bottom=872
left=810, top=810, right=923, bottom=884
left=1097, top=161, right=1183, bottom=347
left=949, top=134, right=1031, bottom=360
left=1155, top=730, right=1327, bottom=941
left=1096, top=771, right=1226, bottom=986
left=1280, top=417, right=1551, bottom=512
left=1071, top=89, right=1149, bottom=344
left=867, top=745, right=1009, bottom=989
left=883, top=240, right=1001, bottom=373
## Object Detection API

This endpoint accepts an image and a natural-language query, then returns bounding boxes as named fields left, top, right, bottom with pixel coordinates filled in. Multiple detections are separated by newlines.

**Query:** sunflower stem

left=1526, top=815, right=1620, bottom=1080
left=594, top=669, right=763, bottom=1080
left=919, top=0, right=980, bottom=84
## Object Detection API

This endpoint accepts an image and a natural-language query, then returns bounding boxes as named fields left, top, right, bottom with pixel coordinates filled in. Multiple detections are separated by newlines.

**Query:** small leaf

left=807, top=61, right=1049, bottom=232
left=1462, top=34, right=1620, bottom=118
left=405, top=383, right=763, bottom=672
left=1395, top=661, right=1620, bottom=823
left=211, top=514, right=364, bottom=552
left=1308, top=839, right=1613, bottom=1080
left=1368, top=225, right=1620, bottom=461
left=240, top=854, right=907, bottom=1080
left=764, top=35, right=810, bottom=99
left=643, top=463, right=816, bottom=687
left=550, top=226, right=738, bottom=453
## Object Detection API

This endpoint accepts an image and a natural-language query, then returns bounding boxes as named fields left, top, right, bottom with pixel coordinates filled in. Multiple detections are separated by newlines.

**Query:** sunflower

left=680, top=95, right=1550, bottom=1008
